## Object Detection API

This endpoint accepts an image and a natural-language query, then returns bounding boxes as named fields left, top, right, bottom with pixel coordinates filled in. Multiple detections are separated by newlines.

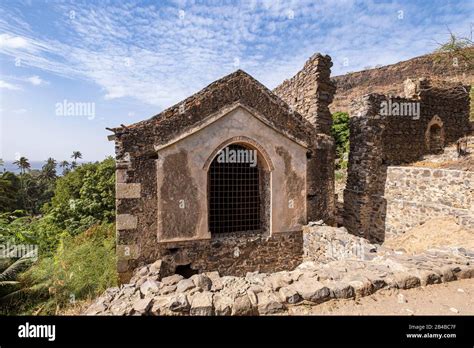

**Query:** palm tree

left=41, top=157, right=57, bottom=182
left=0, top=250, right=37, bottom=310
left=59, top=160, right=70, bottom=175
left=12, top=157, right=30, bottom=175
left=71, top=151, right=82, bottom=169
left=71, top=151, right=82, bottom=161
left=59, top=160, right=69, bottom=169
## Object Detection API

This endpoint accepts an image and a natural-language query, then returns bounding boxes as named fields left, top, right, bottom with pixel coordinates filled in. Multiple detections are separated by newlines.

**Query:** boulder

left=347, top=278, right=374, bottom=298
left=438, top=267, right=456, bottom=282
left=132, top=298, right=153, bottom=314
left=109, top=298, right=133, bottom=316
left=159, top=284, right=177, bottom=295
left=85, top=302, right=107, bottom=315
left=256, top=292, right=286, bottom=315
left=118, top=284, right=137, bottom=299
left=415, top=270, right=441, bottom=286
left=393, top=273, right=421, bottom=289
left=266, top=273, right=292, bottom=291
left=247, top=289, right=258, bottom=307
left=326, top=281, right=355, bottom=299
left=176, top=279, right=195, bottom=293
left=231, top=294, right=257, bottom=316
left=140, top=279, right=160, bottom=297
left=161, top=274, right=184, bottom=286
left=245, top=271, right=267, bottom=286
left=278, top=286, right=302, bottom=304
left=191, top=274, right=212, bottom=291
left=150, top=296, right=172, bottom=316
left=190, top=291, right=214, bottom=316
left=149, top=260, right=163, bottom=277
left=293, top=279, right=331, bottom=304
left=213, top=293, right=233, bottom=316
left=130, top=266, right=149, bottom=284
left=456, top=265, right=474, bottom=279
left=169, top=293, right=190, bottom=313
left=135, top=277, right=147, bottom=287
left=205, top=271, right=223, bottom=291
left=104, top=287, right=120, bottom=300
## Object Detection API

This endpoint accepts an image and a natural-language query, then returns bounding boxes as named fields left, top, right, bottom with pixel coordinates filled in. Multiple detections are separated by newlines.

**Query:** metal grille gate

left=208, top=144, right=261, bottom=234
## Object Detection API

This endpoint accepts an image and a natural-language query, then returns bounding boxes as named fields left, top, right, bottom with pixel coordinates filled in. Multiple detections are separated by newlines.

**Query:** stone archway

left=204, top=137, right=273, bottom=236
left=425, top=116, right=445, bottom=154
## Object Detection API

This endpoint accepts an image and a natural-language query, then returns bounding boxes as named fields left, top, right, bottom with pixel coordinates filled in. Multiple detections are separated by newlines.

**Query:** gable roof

left=111, top=70, right=317, bottom=155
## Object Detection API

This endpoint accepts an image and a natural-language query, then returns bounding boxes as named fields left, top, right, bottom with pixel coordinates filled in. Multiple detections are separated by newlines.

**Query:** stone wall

left=273, top=54, right=336, bottom=136
left=331, top=47, right=474, bottom=113
left=343, top=79, right=471, bottom=242
left=152, top=230, right=303, bottom=278
left=384, top=167, right=473, bottom=239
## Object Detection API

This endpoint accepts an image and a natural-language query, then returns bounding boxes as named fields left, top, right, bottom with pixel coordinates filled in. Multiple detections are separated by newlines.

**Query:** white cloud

left=0, top=33, right=29, bottom=49
left=12, top=108, right=27, bottom=114
left=27, top=75, right=47, bottom=86
left=0, top=80, right=21, bottom=90
left=0, top=0, right=472, bottom=109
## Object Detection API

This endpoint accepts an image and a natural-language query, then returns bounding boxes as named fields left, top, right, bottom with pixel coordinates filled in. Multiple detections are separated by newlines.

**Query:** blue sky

left=0, top=0, right=472, bottom=161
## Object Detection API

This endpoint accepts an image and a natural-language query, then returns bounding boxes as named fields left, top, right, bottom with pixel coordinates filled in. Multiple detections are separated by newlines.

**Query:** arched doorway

left=425, top=116, right=445, bottom=154
left=428, top=124, right=443, bottom=154
left=208, top=143, right=266, bottom=234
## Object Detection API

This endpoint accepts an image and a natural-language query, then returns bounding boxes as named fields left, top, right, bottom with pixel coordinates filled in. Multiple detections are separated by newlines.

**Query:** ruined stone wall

left=331, top=47, right=474, bottom=113
left=306, top=135, right=336, bottom=225
left=273, top=53, right=337, bottom=225
left=273, top=54, right=336, bottom=135
left=343, top=81, right=471, bottom=242
left=384, top=167, right=473, bottom=239
left=152, top=231, right=303, bottom=277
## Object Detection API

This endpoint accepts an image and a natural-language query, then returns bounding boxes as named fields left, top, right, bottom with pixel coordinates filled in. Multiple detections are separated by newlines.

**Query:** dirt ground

left=289, top=278, right=474, bottom=315
left=411, top=135, right=474, bottom=171
left=383, top=218, right=474, bottom=254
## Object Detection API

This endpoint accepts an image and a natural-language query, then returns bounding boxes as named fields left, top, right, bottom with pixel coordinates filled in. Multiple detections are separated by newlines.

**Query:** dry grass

left=384, top=217, right=474, bottom=254
left=56, top=298, right=96, bottom=315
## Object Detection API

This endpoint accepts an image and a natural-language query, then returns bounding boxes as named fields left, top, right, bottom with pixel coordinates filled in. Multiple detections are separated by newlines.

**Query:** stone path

left=290, top=278, right=474, bottom=315
left=85, top=226, right=474, bottom=316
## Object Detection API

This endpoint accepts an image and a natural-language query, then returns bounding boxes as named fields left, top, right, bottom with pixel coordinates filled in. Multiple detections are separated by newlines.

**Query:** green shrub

left=0, top=212, right=65, bottom=256
left=331, top=112, right=350, bottom=169
left=12, top=223, right=117, bottom=315
left=47, top=157, right=115, bottom=233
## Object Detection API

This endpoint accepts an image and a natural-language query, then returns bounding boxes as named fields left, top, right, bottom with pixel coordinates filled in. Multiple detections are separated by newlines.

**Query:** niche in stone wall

left=425, top=116, right=445, bottom=154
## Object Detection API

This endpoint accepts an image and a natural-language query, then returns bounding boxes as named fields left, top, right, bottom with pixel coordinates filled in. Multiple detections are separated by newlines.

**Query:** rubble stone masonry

left=384, top=167, right=473, bottom=239
left=274, top=54, right=336, bottom=136
left=343, top=79, right=471, bottom=243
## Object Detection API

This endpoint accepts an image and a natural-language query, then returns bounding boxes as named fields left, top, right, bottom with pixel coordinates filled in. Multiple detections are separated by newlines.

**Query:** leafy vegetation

left=0, top=153, right=117, bottom=315
left=432, top=28, right=474, bottom=120
left=331, top=112, right=350, bottom=169
left=433, top=27, right=473, bottom=69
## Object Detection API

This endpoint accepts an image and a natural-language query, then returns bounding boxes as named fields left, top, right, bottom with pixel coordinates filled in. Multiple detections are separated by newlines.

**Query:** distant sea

left=2, top=161, right=86, bottom=174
